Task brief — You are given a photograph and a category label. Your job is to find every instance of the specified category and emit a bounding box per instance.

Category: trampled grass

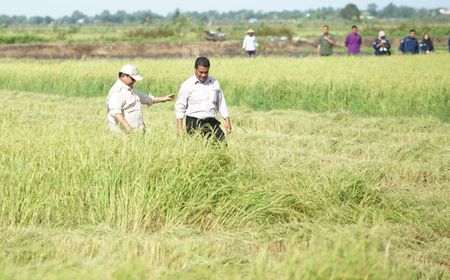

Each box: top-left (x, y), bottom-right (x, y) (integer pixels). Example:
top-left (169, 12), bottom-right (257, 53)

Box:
top-left (0, 82), bottom-right (449, 278)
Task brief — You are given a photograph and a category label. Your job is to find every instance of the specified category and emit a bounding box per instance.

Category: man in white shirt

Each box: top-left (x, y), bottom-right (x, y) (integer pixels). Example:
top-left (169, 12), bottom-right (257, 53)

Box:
top-left (242, 29), bottom-right (258, 57)
top-left (175, 57), bottom-right (232, 142)
top-left (106, 64), bottom-right (174, 133)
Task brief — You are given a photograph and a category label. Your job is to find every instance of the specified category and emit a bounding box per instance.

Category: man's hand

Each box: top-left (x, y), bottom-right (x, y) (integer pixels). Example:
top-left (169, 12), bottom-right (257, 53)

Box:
top-left (114, 114), bottom-right (133, 134)
top-left (155, 94), bottom-right (175, 103)
top-left (163, 94), bottom-right (176, 101)
top-left (224, 117), bottom-right (232, 134)
top-left (176, 118), bottom-right (184, 136)
top-left (324, 36), bottom-right (335, 45)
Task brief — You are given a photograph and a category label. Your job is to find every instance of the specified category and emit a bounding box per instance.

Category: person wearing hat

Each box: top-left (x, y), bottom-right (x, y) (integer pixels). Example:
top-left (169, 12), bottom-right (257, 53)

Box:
top-left (106, 64), bottom-right (175, 133)
top-left (372, 31), bottom-right (391, 56)
top-left (242, 29), bottom-right (258, 57)
top-left (175, 57), bottom-right (231, 142)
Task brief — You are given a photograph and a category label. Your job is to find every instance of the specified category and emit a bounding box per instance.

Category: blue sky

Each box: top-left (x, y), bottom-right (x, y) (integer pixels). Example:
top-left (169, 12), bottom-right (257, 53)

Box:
top-left (1, 0), bottom-right (447, 17)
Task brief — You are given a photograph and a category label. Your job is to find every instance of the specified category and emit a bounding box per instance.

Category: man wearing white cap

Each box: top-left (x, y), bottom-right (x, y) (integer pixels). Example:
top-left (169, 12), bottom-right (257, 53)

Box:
top-left (242, 29), bottom-right (258, 57)
top-left (106, 64), bottom-right (174, 133)
top-left (372, 31), bottom-right (391, 56)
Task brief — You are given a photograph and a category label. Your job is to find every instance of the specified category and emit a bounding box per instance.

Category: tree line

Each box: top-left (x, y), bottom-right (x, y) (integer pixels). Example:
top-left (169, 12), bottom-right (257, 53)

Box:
top-left (0, 3), bottom-right (448, 27)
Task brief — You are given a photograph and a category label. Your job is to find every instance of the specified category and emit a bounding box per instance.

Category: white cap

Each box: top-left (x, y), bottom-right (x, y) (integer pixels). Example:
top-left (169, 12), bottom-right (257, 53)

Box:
top-left (119, 64), bottom-right (143, 81)
top-left (378, 31), bottom-right (386, 38)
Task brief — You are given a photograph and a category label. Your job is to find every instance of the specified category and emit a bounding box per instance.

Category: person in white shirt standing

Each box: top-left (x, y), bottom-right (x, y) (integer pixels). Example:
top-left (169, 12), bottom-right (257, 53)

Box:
top-left (106, 64), bottom-right (174, 134)
top-left (242, 29), bottom-right (258, 58)
top-left (175, 57), bottom-right (232, 142)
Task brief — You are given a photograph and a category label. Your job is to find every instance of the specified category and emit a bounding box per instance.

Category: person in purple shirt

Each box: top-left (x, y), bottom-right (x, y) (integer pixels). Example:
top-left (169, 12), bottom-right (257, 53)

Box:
top-left (345, 25), bottom-right (362, 55)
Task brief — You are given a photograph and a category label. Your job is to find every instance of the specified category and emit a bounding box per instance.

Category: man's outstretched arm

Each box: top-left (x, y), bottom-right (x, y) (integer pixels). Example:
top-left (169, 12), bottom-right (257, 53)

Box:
top-left (153, 94), bottom-right (175, 103)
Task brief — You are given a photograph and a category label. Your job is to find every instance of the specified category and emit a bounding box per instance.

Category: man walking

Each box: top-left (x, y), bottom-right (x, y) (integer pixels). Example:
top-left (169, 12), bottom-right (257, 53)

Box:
top-left (242, 29), bottom-right (258, 57)
top-left (398, 29), bottom-right (419, 55)
top-left (175, 57), bottom-right (232, 142)
top-left (106, 64), bottom-right (174, 133)
top-left (317, 25), bottom-right (336, 57)
top-left (344, 25), bottom-right (362, 55)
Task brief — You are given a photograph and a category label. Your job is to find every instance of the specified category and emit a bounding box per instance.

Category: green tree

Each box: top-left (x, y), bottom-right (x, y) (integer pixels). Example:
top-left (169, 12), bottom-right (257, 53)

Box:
top-left (367, 3), bottom-right (378, 16)
top-left (71, 10), bottom-right (87, 24)
top-left (340, 3), bottom-right (361, 21)
top-left (137, 11), bottom-right (154, 25)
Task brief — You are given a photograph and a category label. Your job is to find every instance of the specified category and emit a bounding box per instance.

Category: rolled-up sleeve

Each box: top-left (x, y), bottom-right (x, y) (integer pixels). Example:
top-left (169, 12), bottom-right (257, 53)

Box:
top-left (215, 81), bottom-right (229, 119)
top-left (135, 90), bottom-right (154, 105)
top-left (108, 91), bottom-right (123, 117)
top-left (175, 85), bottom-right (189, 119)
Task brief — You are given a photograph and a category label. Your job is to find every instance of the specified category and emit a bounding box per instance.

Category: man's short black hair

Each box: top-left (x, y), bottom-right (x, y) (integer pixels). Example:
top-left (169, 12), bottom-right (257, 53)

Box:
top-left (323, 25), bottom-right (329, 29)
top-left (352, 25), bottom-right (357, 29)
top-left (195, 57), bottom-right (210, 68)
top-left (409, 29), bottom-right (416, 33)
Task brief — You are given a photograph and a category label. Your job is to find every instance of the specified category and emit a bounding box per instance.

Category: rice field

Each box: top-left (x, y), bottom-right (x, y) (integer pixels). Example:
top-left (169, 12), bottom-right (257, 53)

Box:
top-left (1, 55), bottom-right (449, 120)
top-left (0, 56), bottom-right (449, 279)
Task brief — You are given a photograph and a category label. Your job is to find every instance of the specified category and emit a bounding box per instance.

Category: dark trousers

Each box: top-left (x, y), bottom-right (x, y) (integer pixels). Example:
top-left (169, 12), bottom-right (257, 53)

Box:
top-left (186, 116), bottom-right (225, 142)
top-left (246, 50), bottom-right (256, 57)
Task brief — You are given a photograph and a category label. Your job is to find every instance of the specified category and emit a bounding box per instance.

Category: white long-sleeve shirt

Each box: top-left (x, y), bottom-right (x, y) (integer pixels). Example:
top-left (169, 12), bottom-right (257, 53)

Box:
top-left (175, 75), bottom-right (229, 120)
top-left (242, 35), bottom-right (257, 51)
top-left (106, 79), bottom-right (154, 132)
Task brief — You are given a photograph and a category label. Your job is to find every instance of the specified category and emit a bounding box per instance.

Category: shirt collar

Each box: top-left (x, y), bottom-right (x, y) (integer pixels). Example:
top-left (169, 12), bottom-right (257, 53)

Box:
top-left (117, 79), bottom-right (132, 91)
top-left (193, 75), bottom-right (212, 85)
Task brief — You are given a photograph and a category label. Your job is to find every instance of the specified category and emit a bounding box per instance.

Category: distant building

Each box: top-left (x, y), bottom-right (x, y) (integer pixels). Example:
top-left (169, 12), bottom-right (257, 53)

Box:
top-left (248, 18), bottom-right (258, 24)
top-left (360, 11), bottom-right (375, 20)
top-left (439, 8), bottom-right (450, 15)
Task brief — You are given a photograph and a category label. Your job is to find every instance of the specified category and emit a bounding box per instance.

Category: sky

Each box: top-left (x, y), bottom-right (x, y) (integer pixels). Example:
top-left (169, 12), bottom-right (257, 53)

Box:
top-left (1, 0), bottom-right (447, 17)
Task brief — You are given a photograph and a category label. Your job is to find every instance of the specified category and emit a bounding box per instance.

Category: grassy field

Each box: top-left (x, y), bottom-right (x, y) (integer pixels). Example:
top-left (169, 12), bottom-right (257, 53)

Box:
top-left (0, 20), bottom-right (449, 44)
top-left (0, 56), bottom-right (449, 279)
top-left (1, 55), bottom-right (449, 120)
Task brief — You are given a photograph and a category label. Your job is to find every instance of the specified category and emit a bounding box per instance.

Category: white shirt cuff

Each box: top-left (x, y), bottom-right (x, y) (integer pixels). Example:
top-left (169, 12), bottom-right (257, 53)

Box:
top-left (175, 112), bottom-right (185, 119)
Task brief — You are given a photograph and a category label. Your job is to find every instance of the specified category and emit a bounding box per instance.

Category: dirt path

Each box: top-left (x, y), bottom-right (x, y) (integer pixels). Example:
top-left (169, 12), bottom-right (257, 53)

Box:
top-left (0, 40), bottom-right (316, 59)
top-left (1, 38), bottom-right (448, 58)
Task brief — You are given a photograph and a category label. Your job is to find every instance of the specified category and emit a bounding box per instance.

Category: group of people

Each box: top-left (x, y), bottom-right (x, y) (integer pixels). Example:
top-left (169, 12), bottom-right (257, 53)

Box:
top-left (243, 25), bottom-right (447, 57)
top-left (318, 25), bottom-right (442, 56)
top-left (106, 57), bottom-right (231, 142)
top-left (107, 28), bottom-right (449, 138)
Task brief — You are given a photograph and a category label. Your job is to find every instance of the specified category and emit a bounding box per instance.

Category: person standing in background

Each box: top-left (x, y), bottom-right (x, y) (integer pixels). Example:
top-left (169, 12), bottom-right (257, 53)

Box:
top-left (448, 34), bottom-right (450, 52)
top-left (317, 25), bottom-right (336, 57)
top-left (242, 29), bottom-right (258, 58)
top-left (373, 31), bottom-right (391, 56)
top-left (344, 25), bottom-right (362, 55)
top-left (419, 33), bottom-right (434, 54)
top-left (398, 29), bottom-right (419, 55)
